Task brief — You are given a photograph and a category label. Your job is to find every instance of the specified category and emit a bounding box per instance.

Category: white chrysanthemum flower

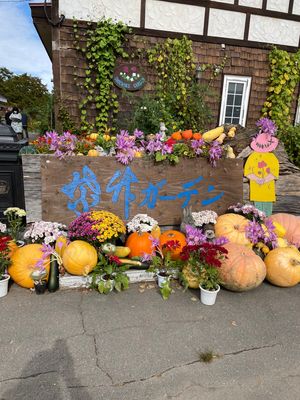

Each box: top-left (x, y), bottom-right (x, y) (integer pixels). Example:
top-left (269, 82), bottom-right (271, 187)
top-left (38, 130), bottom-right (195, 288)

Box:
top-left (192, 211), bottom-right (218, 226)
top-left (127, 214), bottom-right (158, 233)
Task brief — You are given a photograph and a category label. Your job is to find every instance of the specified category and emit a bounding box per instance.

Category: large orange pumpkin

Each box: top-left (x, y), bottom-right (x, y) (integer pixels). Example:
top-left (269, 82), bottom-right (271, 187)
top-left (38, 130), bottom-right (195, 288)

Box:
top-left (219, 243), bottom-right (266, 291)
top-left (9, 244), bottom-right (50, 289)
top-left (215, 214), bottom-right (251, 246)
top-left (125, 232), bottom-right (154, 258)
top-left (159, 230), bottom-right (186, 260)
top-left (269, 213), bottom-right (300, 246)
top-left (62, 240), bottom-right (98, 276)
top-left (264, 247), bottom-right (300, 287)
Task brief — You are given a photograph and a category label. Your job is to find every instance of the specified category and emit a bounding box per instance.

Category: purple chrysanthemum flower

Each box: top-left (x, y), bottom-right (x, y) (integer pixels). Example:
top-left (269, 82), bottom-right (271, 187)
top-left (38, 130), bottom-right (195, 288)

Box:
top-left (133, 129), bottom-right (144, 139)
top-left (212, 236), bottom-right (229, 246)
top-left (191, 139), bottom-right (205, 155)
top-left (186, 225), bottom-right (207, 245)
top-left (245, 220), bottom-right (265, 244)
top-left (256, 117), bottom-right (277, 136)
top-left (209, 141), bottom-right (223, 167)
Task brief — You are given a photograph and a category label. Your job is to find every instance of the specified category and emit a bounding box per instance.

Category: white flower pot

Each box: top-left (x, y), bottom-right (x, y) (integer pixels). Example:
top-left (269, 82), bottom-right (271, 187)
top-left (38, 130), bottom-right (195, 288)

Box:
top-left (0, 274), bottom-right (10, 298)
top-left (99, 274), bottom-right (115, 292)
top-left (157, 273), bottom-right (170, 288)
top-left (199, 284), bottom-right (220, 306)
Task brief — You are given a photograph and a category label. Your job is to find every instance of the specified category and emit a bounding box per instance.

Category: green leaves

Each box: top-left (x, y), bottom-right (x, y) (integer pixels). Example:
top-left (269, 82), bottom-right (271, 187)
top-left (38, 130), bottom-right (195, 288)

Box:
top-left (74, 18), bottom-right (130, 133)
top-left (160, 281), bottom-right (172, 300)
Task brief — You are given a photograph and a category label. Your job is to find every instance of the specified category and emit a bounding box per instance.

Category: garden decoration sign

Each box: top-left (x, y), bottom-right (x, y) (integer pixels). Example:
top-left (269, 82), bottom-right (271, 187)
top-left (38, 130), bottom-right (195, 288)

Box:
top-left (244, 119), bottom-right (279, 217)
top-left (113, 63), bottom-right (146, 91)
top-left (41, 157), bottom-right (243, 225)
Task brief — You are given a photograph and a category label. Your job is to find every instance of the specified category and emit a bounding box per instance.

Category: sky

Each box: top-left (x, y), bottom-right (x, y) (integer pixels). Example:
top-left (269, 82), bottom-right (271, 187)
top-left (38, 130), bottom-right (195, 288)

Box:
top-left (0, 0), bottom-right (52, 90)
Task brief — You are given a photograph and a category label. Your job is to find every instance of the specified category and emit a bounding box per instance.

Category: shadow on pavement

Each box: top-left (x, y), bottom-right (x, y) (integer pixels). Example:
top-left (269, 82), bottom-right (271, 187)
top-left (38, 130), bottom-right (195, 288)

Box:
top-left (2, 339), bottom-right (92, 400)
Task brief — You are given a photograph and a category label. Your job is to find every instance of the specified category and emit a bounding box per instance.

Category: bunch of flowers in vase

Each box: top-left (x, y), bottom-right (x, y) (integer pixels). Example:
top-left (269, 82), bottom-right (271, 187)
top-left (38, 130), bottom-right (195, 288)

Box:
top-left (3, 207), bottom-right (26, 242)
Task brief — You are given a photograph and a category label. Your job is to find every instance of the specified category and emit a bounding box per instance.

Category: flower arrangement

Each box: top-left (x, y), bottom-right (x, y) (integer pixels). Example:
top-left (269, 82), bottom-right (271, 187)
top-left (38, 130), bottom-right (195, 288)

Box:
top-left (3, 207), bottom-right (26, 241)
top-left (31, 243), bottom-right (63, 285)
top-left (127, 214), bottom-right (158, 233)
top-left (180, 243), bottom-right (228, 291)
top-left (245, 219), bottom-right (277, 249)
top-left (68, 210), bottom-right (126, 246)
top-left (185, 225), bottom-right (228, 246)
top-left (191, 210), bottom-right (218, 226)
top-left (227, 203), bottom-right (266, 223)
top-left (29, 127), bottom-right (230, 167)
top-left (256, 117), bottom-right (277, 136)
top-left (0, 236), bottom-right (12, 279)
top-left (144, 236), bottom-right (183, 299)
top-left (91, 253), bottom-right (129, 294)
top-left (24, 221), bottom-right (67, 244)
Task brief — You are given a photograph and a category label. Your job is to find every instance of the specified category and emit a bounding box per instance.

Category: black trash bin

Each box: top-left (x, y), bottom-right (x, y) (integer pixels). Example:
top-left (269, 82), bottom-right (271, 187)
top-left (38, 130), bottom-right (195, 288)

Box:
top-left (0, 124), bottom-right (28, 221)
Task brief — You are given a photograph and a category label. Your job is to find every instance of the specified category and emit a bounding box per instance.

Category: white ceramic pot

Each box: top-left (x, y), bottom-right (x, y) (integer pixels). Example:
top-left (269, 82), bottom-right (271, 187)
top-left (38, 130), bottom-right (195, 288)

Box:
top-left (99, 274), bottom-right (115, 292)
top-left (157, 273), bottom-right (170, 288)
top-left (0, 274), bottom-right (10, 298)
top-left (199, 284), bottom-right (220, 306)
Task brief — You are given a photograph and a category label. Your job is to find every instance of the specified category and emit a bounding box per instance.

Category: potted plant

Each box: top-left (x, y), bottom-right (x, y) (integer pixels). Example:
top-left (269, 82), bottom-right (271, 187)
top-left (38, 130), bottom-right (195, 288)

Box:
top-left (3, 207), bottom-right (26, 243)
top-left (180, 243), bottom-right (228, 305)
top-left (91, 252), bottom-right (129, 294)
top-left (0, 235), bottom-right (12, 297)
top-left (145, 237), bottom-right (183, 300)
top-left (30, 268), bottom-right (48, 294)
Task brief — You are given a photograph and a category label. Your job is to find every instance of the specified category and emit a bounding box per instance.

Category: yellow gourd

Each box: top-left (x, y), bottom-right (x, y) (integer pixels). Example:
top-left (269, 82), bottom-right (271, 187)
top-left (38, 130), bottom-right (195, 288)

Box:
top-left (202, 126), bottom-right (224, 142)
top-left (216, 133), bottom-right (226, 144)
top-left (225, 146), bottom-right (236, 158)
top-left (114, 246), bottom-right (131, 258)
top-left (227, 127), bottom-right (236, 138)
top-left (89, 133), bottom-right (99, 140)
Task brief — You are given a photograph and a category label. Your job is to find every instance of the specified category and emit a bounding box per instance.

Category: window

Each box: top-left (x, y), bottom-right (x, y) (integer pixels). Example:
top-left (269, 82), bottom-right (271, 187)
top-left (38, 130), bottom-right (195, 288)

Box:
top-left (295, 97), bottom-right (300, 125)
top-left (219, 75), bottom-right (251, 126)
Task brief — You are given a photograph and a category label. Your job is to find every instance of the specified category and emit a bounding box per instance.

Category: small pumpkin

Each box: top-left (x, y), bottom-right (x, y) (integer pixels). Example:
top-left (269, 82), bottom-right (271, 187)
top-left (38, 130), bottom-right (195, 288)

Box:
top-left (125, 232), bottom-right (154, 258)
top-left (269, 213), bottom-right (300, 246)
top-left (159, 230), bottom-right (186, 260)
top-left (171, 131), bottom-right (182, 141)
top-left (182, 263), bottom-right (199, 289)
top-left (9, 244), bottom-right (50, 289)
top-left (219, 243), bottom-right (266, 291)
top-left (62, 240), bottom-right (98, 276)
top-left (264, 247), bottom-right (300, 287)
top-left (192, 132), bottom-right (202, 140)
top-left (182, 130), bottom-right (193, 140)
top-left (87, 149), bottom-right (99, 157)
top-left (215, 214), bottom-right (251, 246)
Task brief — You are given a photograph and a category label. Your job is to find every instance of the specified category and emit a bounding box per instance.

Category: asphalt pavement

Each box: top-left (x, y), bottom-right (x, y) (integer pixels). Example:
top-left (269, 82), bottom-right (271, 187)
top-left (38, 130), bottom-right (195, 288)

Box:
top-left (1, 280), bottom-right (300, 400)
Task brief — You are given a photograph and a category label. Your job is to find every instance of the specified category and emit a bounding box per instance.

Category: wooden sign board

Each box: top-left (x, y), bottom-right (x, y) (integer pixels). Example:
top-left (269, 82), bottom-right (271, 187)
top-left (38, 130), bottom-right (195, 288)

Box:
top-left (113, 63), bottom-right (146, 91)
top-left (41, 156), bottom-right (243, 226)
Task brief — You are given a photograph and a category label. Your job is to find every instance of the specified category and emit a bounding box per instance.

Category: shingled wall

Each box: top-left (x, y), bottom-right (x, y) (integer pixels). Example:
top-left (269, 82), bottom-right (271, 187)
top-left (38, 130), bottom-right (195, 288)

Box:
top-left (55, 20), bottom-right (278, 130)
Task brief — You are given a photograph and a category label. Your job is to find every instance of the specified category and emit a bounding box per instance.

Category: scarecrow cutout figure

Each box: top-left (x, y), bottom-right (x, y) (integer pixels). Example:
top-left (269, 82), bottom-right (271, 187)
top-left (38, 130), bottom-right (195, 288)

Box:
top-left (244, 118), bottom-right (279, 217)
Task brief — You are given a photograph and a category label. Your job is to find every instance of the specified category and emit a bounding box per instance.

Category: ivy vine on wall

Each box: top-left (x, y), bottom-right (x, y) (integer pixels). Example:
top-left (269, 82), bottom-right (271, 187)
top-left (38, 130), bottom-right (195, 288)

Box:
top-left (73, 19), bottom-right (130, 133)
top-left (262, 47), bottom-right (300, 132)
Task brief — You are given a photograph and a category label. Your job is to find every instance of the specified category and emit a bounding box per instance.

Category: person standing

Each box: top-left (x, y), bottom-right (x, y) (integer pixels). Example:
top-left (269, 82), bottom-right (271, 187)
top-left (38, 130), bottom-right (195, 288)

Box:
top-left (5, 107), bottom-right (12, 125)
top-left (9, 107), bottom-right (23, 136)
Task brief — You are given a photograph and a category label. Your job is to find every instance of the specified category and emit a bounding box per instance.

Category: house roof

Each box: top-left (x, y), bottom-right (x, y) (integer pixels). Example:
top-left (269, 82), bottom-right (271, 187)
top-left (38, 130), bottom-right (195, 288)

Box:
top-left (30, 2), bottom-right (52, 60)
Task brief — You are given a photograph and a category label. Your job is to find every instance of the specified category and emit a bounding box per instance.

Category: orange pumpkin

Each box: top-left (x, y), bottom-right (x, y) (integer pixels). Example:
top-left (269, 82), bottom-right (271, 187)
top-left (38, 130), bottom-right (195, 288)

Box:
top-left (182, 130), bottom-right (193, 140)
top-left (9, 244), bottom-right (50, 289)
top-left (159, 230), bottom-right (186, 260)
top-left (269, 213), bottom-right (300, 246)
top-left (62, 240), bottom-right (98, 276)
top-left (171, 131), bottom-right (182, 141)
top-left (193, 132), bottom-right (202, 140)
top-left (219, 243), bottom-right (266, 291)
top-left (125, 232), bottom-right (154, 258)
top-left (87, 149), bottom-right (99, 157)
top-left (264, 247), bottom-right (300, 287)
top-left (215, 214), bottom-right (251, 246)
top-left (8, 240), bottom-right (18, 258)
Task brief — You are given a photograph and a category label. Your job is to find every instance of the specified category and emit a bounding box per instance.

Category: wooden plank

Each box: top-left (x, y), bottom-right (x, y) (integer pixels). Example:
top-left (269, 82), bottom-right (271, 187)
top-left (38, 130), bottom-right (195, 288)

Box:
top-left (21, 155), bottom-right (42, 222)
top-left (41, 156), bottom-right (243, 225)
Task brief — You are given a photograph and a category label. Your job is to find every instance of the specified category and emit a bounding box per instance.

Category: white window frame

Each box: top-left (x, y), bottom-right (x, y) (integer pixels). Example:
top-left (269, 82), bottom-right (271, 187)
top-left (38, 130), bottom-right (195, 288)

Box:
top-left (295, 97), bottom-right (300, 125)
top-left (219, 75), bottom-right (252, 127)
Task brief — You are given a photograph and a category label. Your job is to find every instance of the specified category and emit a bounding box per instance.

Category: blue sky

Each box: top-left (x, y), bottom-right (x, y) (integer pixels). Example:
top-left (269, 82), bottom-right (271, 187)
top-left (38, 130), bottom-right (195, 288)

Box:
top-left (0, 0), bottom-right (52, 90)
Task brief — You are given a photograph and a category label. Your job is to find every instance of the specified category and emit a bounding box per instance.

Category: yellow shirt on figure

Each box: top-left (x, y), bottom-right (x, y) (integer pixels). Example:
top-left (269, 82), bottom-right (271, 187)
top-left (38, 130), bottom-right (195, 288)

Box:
top-left (244, 152), bottom-right (279, 202)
